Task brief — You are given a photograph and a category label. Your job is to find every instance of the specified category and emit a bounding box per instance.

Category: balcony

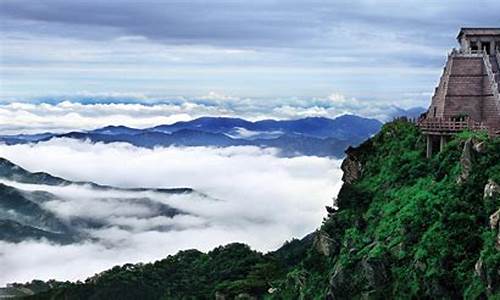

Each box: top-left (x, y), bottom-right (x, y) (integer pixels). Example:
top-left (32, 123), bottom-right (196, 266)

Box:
top-left (417, 116), bottom-right (489, 135)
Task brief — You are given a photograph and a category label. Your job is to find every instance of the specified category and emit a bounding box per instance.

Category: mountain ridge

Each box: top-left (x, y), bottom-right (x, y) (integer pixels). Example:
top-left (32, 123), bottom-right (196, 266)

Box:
top-left (0, 157), bottom-right (197, 245)
top-left (0, 115), bottom-right (383, 158)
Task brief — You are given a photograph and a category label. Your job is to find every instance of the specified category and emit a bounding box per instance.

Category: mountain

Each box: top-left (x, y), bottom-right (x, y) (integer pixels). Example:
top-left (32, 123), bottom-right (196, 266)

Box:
top-left (0, 219), bottom-right (75, 244)
top-left (0, 115), bottom-right (383, 158)
top-left (387, 106), bottom-right (426, 120)
top-left (20, 120), bottom-right (500, 299)
top-left (90, 125), bottom-right (145, 135)
top-left (0, 132), bottom-right (53, 145)
top-left (152, 117), bottom-right (254, 134)
top-left (151, 115), bottom-right (382, 140)
top-left (0, 157), bottom-right (195, 244)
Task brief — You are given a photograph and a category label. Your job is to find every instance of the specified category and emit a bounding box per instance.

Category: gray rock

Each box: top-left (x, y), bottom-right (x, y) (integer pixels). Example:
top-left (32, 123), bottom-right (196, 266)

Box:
top-left (235, 293), bottom-right (257, 300)
top-left (341, 153), bottom-right (362, 184)
top-left (489, 209), bottom-right (500, 251)
top-left (474, 257), bottom-right (486, 282)
top-left (474, 255), bottom-right (499, 294)
top-left (313, 231), bottom-right (336, 256)
top-left (215, 291), bottom-right (226, 300)
top-left (484, 180), bottom-right (500, 199)
top-left (457, 138), bottom-right (473, 184)
top-left (329, 255), bottom-right (390, 299)
top-left (490, 209), bottom-right (500, 230)
top-left (473, 140), bottom-right (486, 153)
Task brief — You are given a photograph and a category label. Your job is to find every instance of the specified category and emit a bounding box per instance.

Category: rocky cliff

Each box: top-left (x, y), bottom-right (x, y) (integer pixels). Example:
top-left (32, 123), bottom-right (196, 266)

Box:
top-left (275, 120), bottom-right (500, 299)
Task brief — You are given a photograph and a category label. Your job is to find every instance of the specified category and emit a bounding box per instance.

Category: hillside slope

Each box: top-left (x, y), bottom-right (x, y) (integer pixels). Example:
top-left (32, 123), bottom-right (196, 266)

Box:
top-left (17, 121), bottom-right (500, 299)
top-left (0, 158), bottom-right (194, 245)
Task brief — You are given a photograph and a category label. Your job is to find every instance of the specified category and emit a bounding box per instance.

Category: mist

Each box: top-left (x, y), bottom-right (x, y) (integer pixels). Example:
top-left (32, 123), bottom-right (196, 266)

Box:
top-left (0, 139), bottom-right (343, 285)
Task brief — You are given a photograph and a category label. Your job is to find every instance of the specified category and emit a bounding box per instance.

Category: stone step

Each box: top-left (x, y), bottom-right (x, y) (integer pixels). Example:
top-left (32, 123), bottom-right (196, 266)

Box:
top-left (451, 57), bottom-right (484, 75)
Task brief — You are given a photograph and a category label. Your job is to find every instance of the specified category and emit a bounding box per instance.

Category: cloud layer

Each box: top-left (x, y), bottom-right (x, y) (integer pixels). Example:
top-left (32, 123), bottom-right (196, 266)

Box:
top-left (3, 0), bottom-right (497, 102)
top-left (0, 139), bottom-right (342, 285)
top-left (0, 97), bottom-right (421, 134)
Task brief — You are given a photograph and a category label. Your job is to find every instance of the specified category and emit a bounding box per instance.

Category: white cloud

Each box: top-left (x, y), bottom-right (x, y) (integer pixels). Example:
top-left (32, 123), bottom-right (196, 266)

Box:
top-left (0, 97), bottom-right (422, 134)
top-left (0, 139), bottom-right (343, 285)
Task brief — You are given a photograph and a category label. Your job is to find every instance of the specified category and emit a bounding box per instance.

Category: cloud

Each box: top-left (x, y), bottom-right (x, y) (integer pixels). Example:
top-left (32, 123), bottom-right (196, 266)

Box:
top-left (0, 97), bottom-right (422, 134)
top-left (2, 0), bottom-right (498, 48)
top-left (0, 139), bottom-right (343, 285)
top-left (4, 0), bottom-right (496, 101)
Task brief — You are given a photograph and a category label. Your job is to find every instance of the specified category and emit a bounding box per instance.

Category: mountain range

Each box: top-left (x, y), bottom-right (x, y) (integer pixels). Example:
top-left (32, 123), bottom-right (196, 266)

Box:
top-left (0, 115), bottom-right (384, 158)
top-left (0, 157), bottom-right (195, 244)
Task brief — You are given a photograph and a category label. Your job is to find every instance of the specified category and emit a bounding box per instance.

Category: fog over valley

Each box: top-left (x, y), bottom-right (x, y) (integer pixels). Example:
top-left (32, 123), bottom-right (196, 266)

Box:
top-left (0, 139), bottom-right (342, 285)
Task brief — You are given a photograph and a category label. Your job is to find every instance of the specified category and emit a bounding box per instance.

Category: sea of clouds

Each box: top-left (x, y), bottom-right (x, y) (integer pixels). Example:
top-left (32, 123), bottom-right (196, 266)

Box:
top-left (0, 138), bottom-right (343, 285)
top-left (0, 94), bottom-right (424, 134)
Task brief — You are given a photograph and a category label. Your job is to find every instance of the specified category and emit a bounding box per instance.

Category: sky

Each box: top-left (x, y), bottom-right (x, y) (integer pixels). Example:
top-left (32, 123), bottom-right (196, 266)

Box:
top-left (1, 0), bottom-right (500, 114)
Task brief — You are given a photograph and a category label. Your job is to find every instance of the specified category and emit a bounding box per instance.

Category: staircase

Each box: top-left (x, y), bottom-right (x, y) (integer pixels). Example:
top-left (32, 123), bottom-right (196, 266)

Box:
top-left (483, 52), bottom-right (500, 136)
top-left (490, 55), bottom-right (500, 90)
top-left (483, 53), bottom-right (500, 101)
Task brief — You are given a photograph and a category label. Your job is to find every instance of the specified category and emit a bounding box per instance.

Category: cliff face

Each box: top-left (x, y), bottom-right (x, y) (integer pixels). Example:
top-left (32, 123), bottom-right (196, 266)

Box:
top-left (18, 121), bottom-right (500, 299)
top-left (274, 121), bottom-right (500, 299)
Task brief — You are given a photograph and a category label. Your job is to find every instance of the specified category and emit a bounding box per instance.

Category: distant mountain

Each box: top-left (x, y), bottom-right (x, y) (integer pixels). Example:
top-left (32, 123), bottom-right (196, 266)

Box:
top-left (0, 157), bottom-right (195, 244)
top-left (387, 106), bottom-right (426, 120)
top-left (90, 125), bottom-right (145, 135)
top-left (152, 117), bottom-right (254, 134)
top-left (152, 115), bottom-right (382, 141)
top-left (0, 115), bottom-right (383, 158)
top-left (0, 132), bottom-right (53, 145)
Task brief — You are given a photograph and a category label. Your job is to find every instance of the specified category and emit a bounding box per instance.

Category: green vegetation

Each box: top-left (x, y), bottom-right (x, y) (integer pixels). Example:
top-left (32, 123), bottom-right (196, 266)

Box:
top-left (20, 121), bottom-right (500, 299)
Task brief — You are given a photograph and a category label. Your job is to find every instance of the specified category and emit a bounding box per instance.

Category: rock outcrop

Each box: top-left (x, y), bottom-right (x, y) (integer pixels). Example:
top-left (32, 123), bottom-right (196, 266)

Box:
top-left (490, 207), bottom-right (500, 252)
top-left (474, 179), bottom-right (500, 295)
top-left (328, 255), bottom-right (390, 299)
top-left (341, 147), bottom-right (363, 184)
top-left (485, 180), bottom-right (500, 199)
top-left (473, 140), bottom-right (486, 153)
top-left (485, 180), bottom-right (500, 250)
top-left (313, 231), bottom-right (336, 257)
top-left (457, 138), bottom-right (473, 184)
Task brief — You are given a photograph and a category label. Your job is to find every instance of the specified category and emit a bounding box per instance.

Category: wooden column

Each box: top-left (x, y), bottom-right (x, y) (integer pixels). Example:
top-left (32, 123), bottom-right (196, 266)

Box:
top-left (426, 135), bottom-right (433, 158)
top-left (440, 135), bottom-right (447, 152)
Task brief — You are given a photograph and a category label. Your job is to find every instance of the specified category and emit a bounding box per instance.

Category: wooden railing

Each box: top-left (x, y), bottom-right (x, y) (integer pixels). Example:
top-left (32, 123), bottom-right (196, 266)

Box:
top-left (418, 117), bottom-right (488, 135)
top-left (451, 48), bottom-right (485, 57)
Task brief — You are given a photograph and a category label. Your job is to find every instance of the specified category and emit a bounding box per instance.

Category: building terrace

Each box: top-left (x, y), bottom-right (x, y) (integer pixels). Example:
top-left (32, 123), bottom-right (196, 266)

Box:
top-left (418, 27), bottom-right (500, 157)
